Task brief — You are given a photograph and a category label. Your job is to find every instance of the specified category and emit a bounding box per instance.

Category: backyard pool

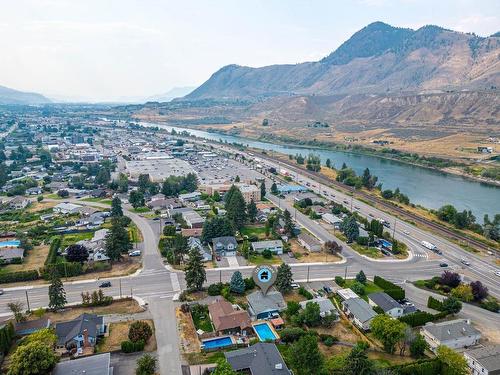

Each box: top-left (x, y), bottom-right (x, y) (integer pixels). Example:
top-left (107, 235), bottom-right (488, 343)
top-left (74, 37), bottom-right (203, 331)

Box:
top-left (0, 240), bottom-right (20, 248)
top-left (253, 322), bottom-right (279, 342)
top-left (201, 336), bottom-right (233, 350)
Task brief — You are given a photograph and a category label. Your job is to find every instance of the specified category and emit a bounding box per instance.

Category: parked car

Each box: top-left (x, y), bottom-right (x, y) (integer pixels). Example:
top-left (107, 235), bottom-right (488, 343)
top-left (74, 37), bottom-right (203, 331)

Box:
top-left (216, 256), bottom-right (221, 261)
top-left (494, 270), bottom-right (500, 277)
top-left (99, 281), bottom-right (111, 288)
top-left (291, 283), bottom-right (299, 289)
top-left (129, 250), bottom-right (141, 257)
top-left (439, 263), bottom-right (448, 267)
top-left (323, 286), bottom-right (332, 294)
top-left (288, 251), bottom-right (294, 258)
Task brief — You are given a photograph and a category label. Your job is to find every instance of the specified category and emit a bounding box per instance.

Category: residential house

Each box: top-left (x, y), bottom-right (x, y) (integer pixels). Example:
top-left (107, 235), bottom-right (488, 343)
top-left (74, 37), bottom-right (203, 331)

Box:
top-left (8, 196), bottom-right (31, 210)
top-left (147, 197), bottom-right (182, 210)
top-left (298, 232), bottom-right (322, 252)
top-left (15, 318), bottom-right (51, 336)
top-left (26, 186), bottom-right (43, 195)
top-left (322, 213), bottom-right (342, 228)
top-left (207, 299), bottom-right (253, 336)
top-left (368, 292), bottom-right (404, 318)
top-left (299, 298), bottom-right (338, 318)
top-left (0, 247), bottom-right (24, 263)
top-left (91, 189), bottom-right (107, 198)
top-left (182, 209), bottom-right (205, 228)
top-left (246, 290), bottom-right (286, 319)
top-left (251, 240), bottom-right (284, 255)
top-left (225, 342), bottom-right (292, 375)
top-left (212, 236), bottom-right (238, 256)
top-left (53, 202), bottom-right (82, 215)
top-left (179, 192), bottom-right (202, 202)
top-left (52, 352), bottom-right (113, 375)
top-left (55, 313), bottom-right (106, 352)
top-left (342, 297), bottom-right (377, 331)
top-left (337, 288), bottom-right (360, 301)
top-left (421, 319), bottom-right (481, 352)
top-left (310, 205), bottom-right (329, 216)
top-left (464, 345), bottom-right (500, 375)
top-left (188, 237), bottom-right (212, 262)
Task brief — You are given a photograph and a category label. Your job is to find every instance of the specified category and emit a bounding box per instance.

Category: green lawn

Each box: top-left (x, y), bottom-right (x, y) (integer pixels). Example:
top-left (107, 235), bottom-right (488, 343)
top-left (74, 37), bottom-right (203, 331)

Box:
top-left (241, 225), bottom-right (268, 239)
top-left (131, 206), bottom-right (151, 213)
top-left (61, 231), bottom-right (94, 247)
top-left (191, 306), bottom-right (213, 333)
top-left (248, 254), bottom-right (282, 265)
top-left (351, 243), bottom-right (384, 259)
top-left (81, 197), bottom-right (112, 205)
top-left (343, 279), bottom-right (383, 300)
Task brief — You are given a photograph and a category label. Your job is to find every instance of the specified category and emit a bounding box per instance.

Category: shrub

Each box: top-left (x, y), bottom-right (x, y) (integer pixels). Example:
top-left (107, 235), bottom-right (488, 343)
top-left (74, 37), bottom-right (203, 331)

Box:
top-left (351, 281), bottom-right (365, 295)
top-left (286, 301), bottom-right (301, 317)
top-left (355, 270), bottom-right (367, 284)
top-left (440, 271), bottom-right (461, 288)
top-left (373, 275), bottom-right (405, 300)
top-left (280, 327), bottom-right (306, 343)
top-left (0, 270), bottom-right (39, 284)
top-left (319, 334), bottom-right (338, 347)
top-left (44, 237), bottom-right (61, 265)
top-left (121, 339), bottom-right (145, 353)
top-left (244, 277), bottom-right (256, 290)
top-left (390, 358), bottom-right (442, 375)
top-left (451, 284), bottom-right (473, 302)
top-left (399, 311), bottom-right (443, 327)
top-left (334, 276), bottom-right (345, 286)
top-left (442, 296), bottom-right (462, 314)
top-left (262, 249), bottom-right (273, 259)
top-left (207, 282), bottom-right (225, 296)
top-left (298, 287), bottom-right (313, 300)
top-left (128, 321), bottom-right (153, 343)
top-left (427, 296), bottom-right (444, 311)
top-left (136, 353), bottom-right (156, 375)
top-left (480, 297), bottom-right (499, 313)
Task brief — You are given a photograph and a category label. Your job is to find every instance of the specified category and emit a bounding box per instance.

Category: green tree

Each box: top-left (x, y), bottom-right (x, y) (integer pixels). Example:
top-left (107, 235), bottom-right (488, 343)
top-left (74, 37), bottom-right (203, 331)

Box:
top-left (289, 334), bottom-right (324, 375)
top-left (370, 314), bottom-right (407, 354)
top-left (117, 173), bottom-right (129, 193)
top-left (163, 225), bottom-right (176, 236)
top-left (48, 273), bottom-right (66, 311)
top-left (7, 341), bottom-right (57, 375)
top-left (437, 345), bottom-right (469, 375)
top-left (342, 216), bottom-right (359, 242)
top-left (437, 204), bottom-right (458, 223)
top-left (451, 284), bottom-right (473, 302)
top-left (275, 263), bottom-right (293, 294)
top-left (283, 209), bottom-right (294, 237)
top-left (7, 301), bottom-right (25, 323)
top-left (271, 182), bottom-right (278, 195)
top-left (442, 296), bottom-right (462, 314)
top-left (234, 175), bottom-right (240, 182)
top-left (212, 358), bottom-right (237, 375)
top-left (326, 158), bottom-right (331, 168)
top-left (129, 190), bottom-right (145, 208)
top-left (409, 333), bottom-right (428, 358)
top-left (355, 270), bottom-right (367, 284)
top-left (201, 217), bottom-right (234, 243)
top-left (247, 200), bottom-right (257, 223)
top-left (185, 247), bottom-right (206, 291)
top-left (225, 186), bottom-right (246, 230)
top-left (105, 217), bottom-right (133, 261)
top-left (95, 167), bottom-right (110, 185)
top-left (230, 271), bottom-right (245, 294)
top-left (302, 302), bottom-right (322, 327)
top-left (136, 354), bottom-right (156, 375)
top-left (260, 181), bottom-right (266, 199)
top-left (341, 343), bottom-right (374, 375)
top-left (111, 196), bottom-right (123, 217)
top-left (0, 163), bottom-right (9, 188)
top-left (138, 174), bottom-right (152, 193)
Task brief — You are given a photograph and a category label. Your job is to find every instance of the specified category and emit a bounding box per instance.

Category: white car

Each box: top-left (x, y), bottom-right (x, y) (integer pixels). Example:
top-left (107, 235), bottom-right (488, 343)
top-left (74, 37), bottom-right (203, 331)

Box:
top-left (291, 283), bottom-right (299, 289)
top-left (0, 289), bottom-right (3, 295)
top-left (495, 270), bottom-right (500, 277)
top-left (128, 250), bottom-right (141, 257)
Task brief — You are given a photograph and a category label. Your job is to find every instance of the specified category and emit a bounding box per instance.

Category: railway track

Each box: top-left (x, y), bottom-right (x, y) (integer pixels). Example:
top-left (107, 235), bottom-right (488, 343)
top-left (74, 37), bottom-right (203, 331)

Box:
top-left (256, 151), bottom-right (498, 255)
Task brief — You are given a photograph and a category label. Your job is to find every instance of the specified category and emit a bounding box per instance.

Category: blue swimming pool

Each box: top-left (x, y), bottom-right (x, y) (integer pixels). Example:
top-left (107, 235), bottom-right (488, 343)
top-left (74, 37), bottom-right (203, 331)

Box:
top-left (253, 322), bottom-right (278, 341)
top-left (201, 336), bottom-right (233, 350)
top-left (0, 240), bottom-right (20, 248)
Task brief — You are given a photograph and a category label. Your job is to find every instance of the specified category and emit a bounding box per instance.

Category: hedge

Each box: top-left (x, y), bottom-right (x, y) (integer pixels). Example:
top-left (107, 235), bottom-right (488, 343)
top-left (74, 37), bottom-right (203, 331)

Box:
top-left (334, 276), bottom-right (345, 286)
top-left (0, 269), bottom-right (39, 284)
top-left (390, 358), bottom-right (441, 375)
top-left (373, 275), bottom-right (405, 300)
top-left (427, 296), bottom-right (444, 311)
top-left (45, 237), bottom-right (61, 265)
top-left (40, 262), bottom-right (83, 279)
top-left (0, 322), bottom-right (15, 354)
top-left (280, 327), bottom-right (307, 343)
top-left (121, 339), bottom-right (145, 353)
top-left (398, 311), bottom-right (447, 327)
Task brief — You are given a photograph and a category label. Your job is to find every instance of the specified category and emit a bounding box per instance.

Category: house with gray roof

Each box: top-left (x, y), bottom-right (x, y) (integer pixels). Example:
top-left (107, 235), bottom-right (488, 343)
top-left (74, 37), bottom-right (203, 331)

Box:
top-left (368, 292), bottom-right (404, 318)
top-left (251, 240), bottom-right (283, 255)
top-left (421, 319), bottom-right (481, 352)
top-left (465, 345), bottom-right (500, 375)
top-left (55, 313), bottom-right (105, 352)
top-left (0, 247), bottom-right (24, 264)
top-left (342, 297), bottom-right (377, 331)
top-left (299, 298), bottom-right (338, 318)
top-left (246, 290), bottom-right (286, 320)
top-left (225, 342), bottom-right (291, 375)
top-left (188, 237), bottom-right (212, 262)
top-left (297, 232), bottom-right (322, 252)
top-left (15, 317), bottom-right (51, 336)
top-left (52, 352), bottom-right (113, 375)
top-left (212, 236), bottom-right (238, 256)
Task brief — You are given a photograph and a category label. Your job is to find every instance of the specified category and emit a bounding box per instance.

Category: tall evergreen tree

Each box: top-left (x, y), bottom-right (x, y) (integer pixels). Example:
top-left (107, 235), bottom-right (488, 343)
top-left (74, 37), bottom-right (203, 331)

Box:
top-left (270, 182), bottom-right (278, 195)
top-left (111, 196), bottom-right (123, 217)
top-left (225, 186), bottom-right (246, 230)
top-left (290, 335), bottom-right (323, 375)
top-left (276, 263), bottom-right (293, 294)
top-left (260, 181), bottom-right (266, 199)
top-left (230, 271), bottom-right (245, 294)
top-left (95, 167), bottom-right (110, 185)
top-left (48, 273), bottom-right (66, 311)
top-left (129, 190), bottom-right (145, 208)
top-left (185, 248), bottom-right (206, 291)
top-left (200, 217), bottom-right (234, 243)
top-left (342, 216), bottom-right (359, 242)
top-left (283, 209), bottom-right (294, 237)
top-left (247, 200), bottom-right (257, 223)
top-left (105, 217), bottom-right (132, 261)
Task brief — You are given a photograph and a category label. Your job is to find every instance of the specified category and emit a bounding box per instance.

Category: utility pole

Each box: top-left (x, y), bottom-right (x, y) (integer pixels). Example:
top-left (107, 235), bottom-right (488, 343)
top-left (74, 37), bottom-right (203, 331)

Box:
top-left (25, 290), bottom-right (30, 312)
top-left (344, 266), bottom-right (347, 280)
top-left (350, 190), bottom-right (354, 212)
top-left (307, 266), bottom-right (310, 283)
top-left (119, 279), bottom-right (122, 298)
top-left (392, 218), bottom-right (397, 240)
top-left (219, 270), bottom-right (222, 284)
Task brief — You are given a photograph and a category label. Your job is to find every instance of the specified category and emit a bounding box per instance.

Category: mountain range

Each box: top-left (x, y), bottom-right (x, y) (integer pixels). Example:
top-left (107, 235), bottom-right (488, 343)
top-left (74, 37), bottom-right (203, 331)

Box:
top-left (0, 85), bottom-right (51, 105)
top-left (186, 22), bottom-right (500, 100)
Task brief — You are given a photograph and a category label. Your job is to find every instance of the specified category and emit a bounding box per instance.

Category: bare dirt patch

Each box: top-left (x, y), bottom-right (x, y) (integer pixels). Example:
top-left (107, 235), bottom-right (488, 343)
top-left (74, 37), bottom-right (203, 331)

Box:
top-left (4, 244), bottom-right (49, 273)
top-left (290, 239), bottom-right (341, 263)
top-left (177, 307), bottom-right (201, 354)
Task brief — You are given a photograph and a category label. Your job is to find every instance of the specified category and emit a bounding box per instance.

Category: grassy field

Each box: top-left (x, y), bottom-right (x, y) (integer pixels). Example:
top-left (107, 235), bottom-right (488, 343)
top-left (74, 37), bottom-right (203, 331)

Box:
top-left (191, 306), bottom-right (213, 333)
top-left (81, 197), bottom-right (112, 205)
top-left (248, 254), bottom-right (282, 265)
top-left (61, 231), bottom-right (94, 247)
top-left (241, 225), bottom-right (269, 239)
top-left (131, 206), bottom-right (151, 213)
top-left (97, 319), bottom-right (156, 353)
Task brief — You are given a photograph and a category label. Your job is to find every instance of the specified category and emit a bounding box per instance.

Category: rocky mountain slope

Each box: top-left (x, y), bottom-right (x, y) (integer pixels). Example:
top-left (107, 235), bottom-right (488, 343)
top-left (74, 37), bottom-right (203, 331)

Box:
top-left (0, 85), bottom-right (51, 105)
top-left (186, 22), bottom-right (500, 99)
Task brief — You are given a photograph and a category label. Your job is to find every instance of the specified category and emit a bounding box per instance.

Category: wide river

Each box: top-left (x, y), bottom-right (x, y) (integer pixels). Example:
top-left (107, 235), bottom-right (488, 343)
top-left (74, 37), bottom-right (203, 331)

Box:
top-left (141, 122), bottom-right (500, 221)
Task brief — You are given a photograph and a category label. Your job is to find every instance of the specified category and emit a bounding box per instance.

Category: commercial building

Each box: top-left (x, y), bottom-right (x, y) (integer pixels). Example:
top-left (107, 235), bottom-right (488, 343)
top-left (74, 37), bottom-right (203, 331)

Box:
top-left (238, 184), bottom-right (261, 204)
top-left (125, 158), bottom-right (195, 182)
top-left (298, 232), bottom-right (322, 252)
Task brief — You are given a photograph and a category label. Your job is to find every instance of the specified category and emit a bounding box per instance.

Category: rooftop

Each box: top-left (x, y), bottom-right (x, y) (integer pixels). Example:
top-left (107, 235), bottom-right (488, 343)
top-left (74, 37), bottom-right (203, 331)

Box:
top-left (368, 292), bottom-right (401, 312)
top-left (423, 319), bottom-right (481, 342)
top-left (225, 342), bottom-right (291, 375)
top-left (52, 353), bottom-right (112, 375)
top-left (465, 345), bottom-right (500, 372)
top-left (342, 297), bottom-right (377, 323)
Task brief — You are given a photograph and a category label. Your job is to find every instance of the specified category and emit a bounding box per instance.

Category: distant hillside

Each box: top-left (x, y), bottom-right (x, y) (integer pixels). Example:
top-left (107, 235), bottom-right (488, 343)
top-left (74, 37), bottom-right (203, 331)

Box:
top-left (0, 85), bottom-right (51, 105)
top-left (147, 86), bottom-right (195, 102)
top-left (186, 22), bottom-right (500, 99)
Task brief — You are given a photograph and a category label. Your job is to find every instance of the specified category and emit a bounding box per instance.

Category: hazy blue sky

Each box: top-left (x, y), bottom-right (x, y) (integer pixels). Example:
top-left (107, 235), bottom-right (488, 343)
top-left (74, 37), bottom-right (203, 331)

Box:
top-left (1, 0), bottom-right (498, 101)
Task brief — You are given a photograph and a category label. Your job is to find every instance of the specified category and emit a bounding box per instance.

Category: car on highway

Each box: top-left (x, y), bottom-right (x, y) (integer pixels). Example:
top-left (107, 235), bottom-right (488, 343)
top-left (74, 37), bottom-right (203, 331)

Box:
top-left (460, 259), bottom-right (471, 266)
top-left (354, 206), bottom-right (360, 210)
top-left (403, 230), bottom-right (410, 235)
top-left (128, 250), bottom-right (141, 257)
top-left (439, 263), bottom-right (448, 267)
top-left (495, 270), bottom-right (500, 277)
top-left (368, 213), bottom-right (374, 217)
top-left (0, 289), bottom-right (3, 295)
top-left (99, 281), bottom-right (111, 288)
